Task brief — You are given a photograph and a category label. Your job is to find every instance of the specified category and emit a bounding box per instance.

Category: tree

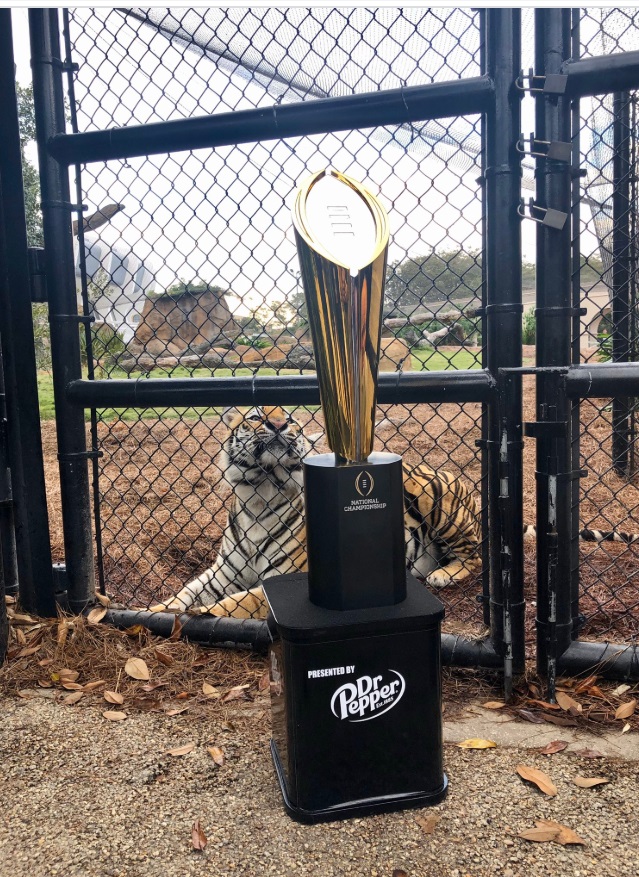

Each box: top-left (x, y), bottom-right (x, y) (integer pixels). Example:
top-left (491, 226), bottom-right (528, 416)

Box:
top-left (160, 279), bottom-right (228, 298)
top-left (384, 249), bottom-right (483, 316)
top-left (16, 84), bottom-right (43, 248)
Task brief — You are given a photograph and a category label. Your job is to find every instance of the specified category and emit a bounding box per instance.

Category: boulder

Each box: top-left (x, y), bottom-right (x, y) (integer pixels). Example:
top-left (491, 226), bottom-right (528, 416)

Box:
top-left (128, 289), bottom-right (242, 360)
top-left (379, 337), bottom-right (411, 371)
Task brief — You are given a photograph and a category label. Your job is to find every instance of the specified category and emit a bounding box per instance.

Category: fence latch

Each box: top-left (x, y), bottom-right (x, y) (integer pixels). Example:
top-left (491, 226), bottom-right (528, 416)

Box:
top-left (516, 69), bottom-right (568, 95)
top-left (517, 134), bottom-right (571, 163)
top-left (518, 199), bottom-right (568, 230)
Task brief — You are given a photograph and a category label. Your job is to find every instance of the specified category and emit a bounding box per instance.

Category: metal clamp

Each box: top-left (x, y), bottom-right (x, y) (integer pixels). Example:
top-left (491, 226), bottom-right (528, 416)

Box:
top-left (40, 200), bottom-right (87, 213)
top-left (517, 134), bottom-right (571, 163)
top-left (516, 69), bottom-right (568, 95)
top-left (518, 198), bottom-right (568, 230)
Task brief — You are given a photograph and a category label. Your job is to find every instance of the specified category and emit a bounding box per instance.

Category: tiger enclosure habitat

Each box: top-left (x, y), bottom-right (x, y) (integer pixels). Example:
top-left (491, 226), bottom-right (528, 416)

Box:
top-left (2, 8), bottom-right (639, 700)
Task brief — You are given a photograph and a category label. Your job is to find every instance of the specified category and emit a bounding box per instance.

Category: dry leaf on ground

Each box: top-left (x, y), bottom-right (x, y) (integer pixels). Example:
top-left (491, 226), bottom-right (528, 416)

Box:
top-left (83, 680), bottom-right (106, 692)
top-left (104, 690), bottom-right (124, 705)
top-left (102, 710), bottom-right (127, 721)
top-left (615, 699), bottom-right (637, 720)
top-left (62, 691), bottom-right (83, 705)
top-left (207, 746), bottom-right (224, 766)
top-left (573, 748), bottom-right (604, 758)
top-left (481, 701), bottom-right (505, 710)
top-left (517, 709), bottom-right (546, 724)
top-left (191, 820), bottom-right (207, 851)
top-left (518, 820), bottom-right (586, 846)
top-left (202, 682), bottom-right (221, 699)
top-left (573, 776), bottom-right (609, 788)
top-left (166, 742), bottom-right (196, 757)
top-left (154, 649), bottom-right (173, 667)
top-left (612, 683), bottom-right (631, 697)
top-left (87, 606), bottom-right (107, 625)
top-left (555, 691), bottom-right (582, 714)
top-left (457, 739), bottom-right (497, 749)
top-left (516, 765), bottom-right (557, 796)
top-left (58, 669), bottom-right (79, 684)
top-left (95, 592), bottom-right (111, 608)
top-left (258, 671), bottom-right (270, 692)
top-left (539, 740), bottom-right (569, 756)
top-left (124, 657), bottom-right (150, 681)
top-left (221, 685), bottom-right (250, 703)
top-left (622, 723), bottom-right (631, 734)
top-left (415, 813), bottom-right (440, 834)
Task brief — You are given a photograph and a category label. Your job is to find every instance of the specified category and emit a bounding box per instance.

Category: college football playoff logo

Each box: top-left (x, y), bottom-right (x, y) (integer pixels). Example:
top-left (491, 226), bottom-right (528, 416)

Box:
top-left (355, 470), bottom-right (374, 497)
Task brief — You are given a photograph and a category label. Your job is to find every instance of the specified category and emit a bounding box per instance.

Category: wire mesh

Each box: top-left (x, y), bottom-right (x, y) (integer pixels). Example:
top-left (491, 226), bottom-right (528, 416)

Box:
top-left (576, 8), bottom-right (639, 641)
top-left (65, 8), bottom-right (487, 628)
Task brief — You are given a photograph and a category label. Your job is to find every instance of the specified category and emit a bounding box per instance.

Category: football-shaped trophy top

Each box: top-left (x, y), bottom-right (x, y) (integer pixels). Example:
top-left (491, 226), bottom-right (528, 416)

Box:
top-left (292, 170), bottom-right (390, 463)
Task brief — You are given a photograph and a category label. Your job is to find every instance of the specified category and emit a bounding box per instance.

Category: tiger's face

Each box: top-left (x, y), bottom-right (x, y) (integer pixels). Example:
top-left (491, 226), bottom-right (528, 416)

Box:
top-left (222, 406), bottom-right (309, 476)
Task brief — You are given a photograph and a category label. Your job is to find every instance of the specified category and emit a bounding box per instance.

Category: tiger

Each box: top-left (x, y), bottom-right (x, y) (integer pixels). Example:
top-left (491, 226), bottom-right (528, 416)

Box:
top-left (154, 406), bottom-right (481, 619)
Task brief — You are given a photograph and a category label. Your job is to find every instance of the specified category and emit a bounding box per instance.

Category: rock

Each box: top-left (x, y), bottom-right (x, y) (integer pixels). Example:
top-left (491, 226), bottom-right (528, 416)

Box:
top-left (128, 288), bottom-right (242, 360)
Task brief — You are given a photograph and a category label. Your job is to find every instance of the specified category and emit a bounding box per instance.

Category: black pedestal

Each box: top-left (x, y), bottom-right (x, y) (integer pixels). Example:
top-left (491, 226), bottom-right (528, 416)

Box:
top-left (304, 451), bottom-right (405, 610)
top-left (264, 573), bottom-right (447, 823)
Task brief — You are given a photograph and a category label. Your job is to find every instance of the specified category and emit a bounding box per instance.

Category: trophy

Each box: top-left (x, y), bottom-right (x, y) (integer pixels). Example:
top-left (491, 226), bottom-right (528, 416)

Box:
top-left (262, 170), bottom-right (447, 823)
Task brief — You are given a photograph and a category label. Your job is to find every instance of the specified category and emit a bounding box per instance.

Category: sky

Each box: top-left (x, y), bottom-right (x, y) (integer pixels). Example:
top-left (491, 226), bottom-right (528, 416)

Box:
top-left (10, 6), bottom-right (615, 321)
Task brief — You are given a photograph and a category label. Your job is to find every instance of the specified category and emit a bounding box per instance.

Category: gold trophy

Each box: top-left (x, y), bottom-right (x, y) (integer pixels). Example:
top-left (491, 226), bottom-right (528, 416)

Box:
top-left (262, 170), bottom-right (448, 822)
top-left (292, 169), bottom-right (405, 609)
top-left (292, 169), bottom-right (390, 463)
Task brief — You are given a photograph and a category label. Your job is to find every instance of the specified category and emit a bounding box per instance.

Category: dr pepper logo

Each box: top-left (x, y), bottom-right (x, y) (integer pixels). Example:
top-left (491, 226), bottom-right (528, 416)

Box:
top-left (330, 671), bottom-right (405, 722)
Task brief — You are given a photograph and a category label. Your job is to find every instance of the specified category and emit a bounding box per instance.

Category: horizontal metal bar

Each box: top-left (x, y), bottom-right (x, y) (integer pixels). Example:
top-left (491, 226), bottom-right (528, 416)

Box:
top-left (103, 608), bottom-right (272, 651)
top-left (563, 50), bottom-right (639, 97)
top-left (66, 370), bottom-right (496, 409)
top-left (48, 75), bottom-right (494, 166)
top-left (565, 362), bottom-right (639, 398)
top-left (557, 640), bottom-right (639, 681)
top-left (440, 633), bottom-right (502, 669)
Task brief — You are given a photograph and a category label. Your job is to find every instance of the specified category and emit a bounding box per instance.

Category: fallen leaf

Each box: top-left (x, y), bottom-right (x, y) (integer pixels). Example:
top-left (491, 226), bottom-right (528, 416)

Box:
top-left (415, 813), bottom-right (440, 834)
top-left (154, 648), bottom-right (173, 667)
top-left (166, 707), bottom-right (190, 716)
top-left (61, 682), bottom-right (83, 690)
top-left (258, 671), bottom-right (270, 692)
top-left (622, 723), bottom-right (631, 734)
top-left (15, 645), bottom-right (41, 658)
top-left (516, 765), bottom-right (557, 796)
top-left (573, 776), bottom-right (609, 788)
top-left (536, 819), bottom-right (587, 846)
top-left (176, 691), bottom-right (189, 700)
top-left (87, 606), bottom-right (107, 625)
top-left (191, 820), bottom-right (207, 851)
top-left (104, 690), bottom-right (124, 705)
top-left (11, 612), bottom-right (38, 625)
top-left (612, 683), bottom-right (631, 697)
top-left (12, 628), bottom-right (27, 645)
top-left (124, 657), bottom-right (150, 681)
top-left (586, 685), bottom-right (606, 699)
top-left (166, 742), bottom-right (196, 757)
top-left (169, 615), bottom-right (183, 641)
top-left (62, 691), bottom-right (83, 705)
top-left (615, 699), bottom-right (637, 720)
top-left (38, 658), bottom-right (54, 666)
top-left (102, 710), bottom-right (127, 721)
top-left (518, 826), bottom-right (561, 843)
top-left (124, 624), bottom-right (145, 636)
top-left (539, 740), bottom-right (569, 756)
top-left (555, 691), bottom-right (582, 713)
top-left (518, 709), bottom-right (546, 724)
top-left (482, 701), bottom-right (506, 710)
top-left (38, 679), bottom-right (53, 688)
top-left (574, 675), bottom-right (598, 694)
top-left (58, 668), bottom-right (79, 684)
top-left (573, 748), bottom-right (604, 758)
top-left (221, 685), bottom-right (250, 703)
top-left (457, 739), bottom-right (497, 749)
top-left (95, 592), bottom-right (111, 608)
top-left (57, 621), bottom-right (69, 647)
top-left (221, 720), bottom-right (236, 732)
top-left (83, 680), bottom-right (106, 692)
top-left (142, 681), bottom-right (168, 692)
top-left (541, 713), bottom-right (578, 727)
top-left (202, 682), bottom-right (221, 699)
top-left (5, 594), bottom-right (16, 604)
top-left (207, 746), bottom-right (224, 766)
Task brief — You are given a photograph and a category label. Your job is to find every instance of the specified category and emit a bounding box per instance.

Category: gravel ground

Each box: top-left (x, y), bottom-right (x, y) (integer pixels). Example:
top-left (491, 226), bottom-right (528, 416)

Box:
top-left (1, 693), bottom-right (637, 877)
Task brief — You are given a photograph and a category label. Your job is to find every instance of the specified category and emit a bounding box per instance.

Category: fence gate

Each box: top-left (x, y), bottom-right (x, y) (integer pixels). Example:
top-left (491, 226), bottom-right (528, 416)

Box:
top-left (5, 8), bottom-right (639, 694)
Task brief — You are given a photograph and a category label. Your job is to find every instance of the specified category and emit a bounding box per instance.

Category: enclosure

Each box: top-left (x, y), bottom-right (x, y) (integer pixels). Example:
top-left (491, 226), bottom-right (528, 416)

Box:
top-left (1, 8), bottom-right (639, 696)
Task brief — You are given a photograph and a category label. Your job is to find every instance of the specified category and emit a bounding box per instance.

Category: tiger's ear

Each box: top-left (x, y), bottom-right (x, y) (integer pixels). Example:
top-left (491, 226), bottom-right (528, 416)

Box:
top-left (222, 407), bottom-right (244, 427)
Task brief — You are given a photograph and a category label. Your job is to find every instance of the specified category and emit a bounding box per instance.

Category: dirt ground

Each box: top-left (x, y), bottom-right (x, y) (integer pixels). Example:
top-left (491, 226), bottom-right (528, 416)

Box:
top-left (38, 377), bottom-right (639, 643)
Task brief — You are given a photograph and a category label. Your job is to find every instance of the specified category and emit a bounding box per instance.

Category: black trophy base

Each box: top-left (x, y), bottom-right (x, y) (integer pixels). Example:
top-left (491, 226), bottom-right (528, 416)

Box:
top-left (271, 739), bottom-right (448, 824)
top-left (264, 572), bottom-right (447, 824)
top-left (304, 451), bottom-right (406, 610)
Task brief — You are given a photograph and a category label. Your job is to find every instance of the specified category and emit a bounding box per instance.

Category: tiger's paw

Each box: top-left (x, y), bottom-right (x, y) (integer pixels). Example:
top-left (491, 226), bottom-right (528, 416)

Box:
top-left (425, 569), bottom-right (453, 589)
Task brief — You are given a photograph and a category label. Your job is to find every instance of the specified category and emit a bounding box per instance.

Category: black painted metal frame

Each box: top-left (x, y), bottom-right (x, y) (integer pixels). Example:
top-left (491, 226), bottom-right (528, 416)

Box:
top-left (12, 8), bottom-right (639, 688)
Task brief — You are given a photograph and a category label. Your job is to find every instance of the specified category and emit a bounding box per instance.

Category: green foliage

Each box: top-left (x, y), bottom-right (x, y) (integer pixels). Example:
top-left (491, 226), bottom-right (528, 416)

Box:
top-left (16, 84), bottom-right (43, 248)
top-left (32, 303), bottom-right (51, 371)
top-left (156, 279), bottom-right (228, 299)
top-left (79, 323), bottom-right (127, 368)
top-left (522, 307), bottom-right (536, 345)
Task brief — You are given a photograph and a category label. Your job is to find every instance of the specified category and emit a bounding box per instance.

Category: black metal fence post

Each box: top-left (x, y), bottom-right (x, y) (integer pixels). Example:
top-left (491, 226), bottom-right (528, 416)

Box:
top-left (29, 9), bottom-right (95, 612)
top-left (0, 10), bottom-right (55, 616)
top-left (611, 91), bottom-right (632, 476)
top-left (485, 8), bottom-right (525, 684)
top-left (533, 9), bottom-right (574, 694)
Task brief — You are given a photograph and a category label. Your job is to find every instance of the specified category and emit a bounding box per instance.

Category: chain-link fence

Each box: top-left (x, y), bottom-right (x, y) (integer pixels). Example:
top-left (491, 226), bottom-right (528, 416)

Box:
top-left (64, 8), bottom-right (488, 630)
top-left (574, 9), bottom-right (639, 642)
